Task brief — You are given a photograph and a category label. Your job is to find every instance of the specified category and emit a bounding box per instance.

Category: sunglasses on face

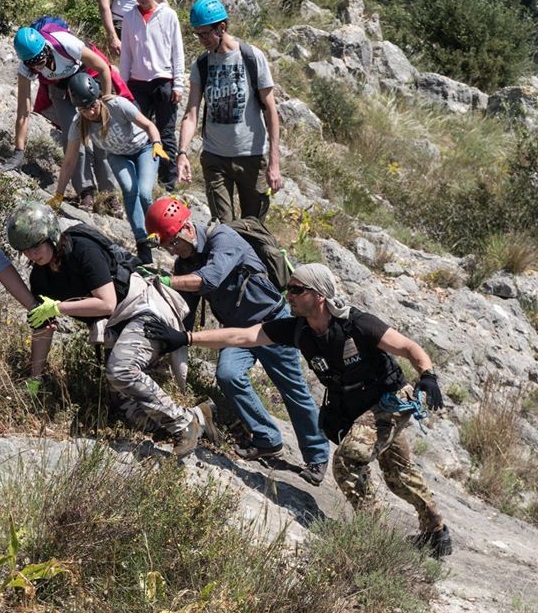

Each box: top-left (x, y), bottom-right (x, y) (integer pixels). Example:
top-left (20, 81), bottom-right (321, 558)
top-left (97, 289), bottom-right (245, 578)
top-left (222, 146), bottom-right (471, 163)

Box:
top-left (24, 49), bottom-right (48, 67)
top-left (192, 28), bottom-right (216, 40)
top-left (77, 100), bottom-right (99, 112)
top-left (286, 284), bottom-right (314, 295)
top-left (163, 235), bottom-right (183, 252)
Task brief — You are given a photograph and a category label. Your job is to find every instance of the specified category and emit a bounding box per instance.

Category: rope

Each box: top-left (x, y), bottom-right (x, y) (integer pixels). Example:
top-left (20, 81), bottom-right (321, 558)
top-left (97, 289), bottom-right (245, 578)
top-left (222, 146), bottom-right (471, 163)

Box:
top-left (379, 390), bottom-right (429, 434)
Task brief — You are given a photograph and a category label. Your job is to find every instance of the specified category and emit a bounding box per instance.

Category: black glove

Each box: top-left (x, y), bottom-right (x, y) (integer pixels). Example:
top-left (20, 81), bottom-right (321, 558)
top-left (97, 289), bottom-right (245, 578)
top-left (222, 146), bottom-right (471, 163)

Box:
top-left (414, 371), bottom-right (443, 410)
top-left (143, 319), bottom-right (188, 353)
top-left (0, 148), bottom-right (24, 172)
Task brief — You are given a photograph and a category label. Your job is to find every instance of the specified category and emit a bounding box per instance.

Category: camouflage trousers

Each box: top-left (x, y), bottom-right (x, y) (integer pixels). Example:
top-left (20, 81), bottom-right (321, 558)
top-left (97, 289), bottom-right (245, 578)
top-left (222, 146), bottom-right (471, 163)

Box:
top-left (332, 385), bottom-right (444, 532)
top-left (105, 316), bottom-right (195, 436)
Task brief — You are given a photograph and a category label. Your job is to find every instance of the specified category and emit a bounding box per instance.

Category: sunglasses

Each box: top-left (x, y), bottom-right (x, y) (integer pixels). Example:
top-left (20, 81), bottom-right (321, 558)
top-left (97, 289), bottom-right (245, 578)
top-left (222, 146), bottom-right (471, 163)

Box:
top-left (162, 235), bottom-right (183, 252)
top-left (24, 49), bottom-right (48, 67)
top-left (192, 28), bottom-right (216, 40)
top-left (286, 284), bottom-right (314, 295)
top-left (77, 100), bottom-right (100, 112)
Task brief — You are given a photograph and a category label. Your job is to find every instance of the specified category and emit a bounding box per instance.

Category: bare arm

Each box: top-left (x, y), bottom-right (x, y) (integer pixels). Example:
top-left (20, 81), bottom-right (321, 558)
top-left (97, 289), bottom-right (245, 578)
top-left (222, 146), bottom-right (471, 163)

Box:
top-left (0, 265), bottom-right (36, 309)
top-left (15, 74), bottom-right (32, 150)
top-left (177, 82), bottom-right (203, 183)
top-left (259, 87), bottom-right (282, 193)
top-left (168, 274), bottom-right (204, 292)
top-left (133, 112), bottom-right (161, 144)
top-left (191, 323), bottom-right (273, 349)
top-left (55, 137), bottom-right (81, 196)
top-left (81, 47), bottom-right (112, 96)
top-left (98, 0), bottom-right (122, 56)
top-left (377, 328), bottom-right (433, 375)
top-left (56, 282), bottom-right (117, 318)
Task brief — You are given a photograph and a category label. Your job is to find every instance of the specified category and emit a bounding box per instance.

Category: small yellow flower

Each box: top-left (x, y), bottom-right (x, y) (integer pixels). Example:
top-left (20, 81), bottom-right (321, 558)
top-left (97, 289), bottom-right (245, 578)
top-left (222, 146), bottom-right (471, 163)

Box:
top-left (387, 160), bottom-right (401, 174)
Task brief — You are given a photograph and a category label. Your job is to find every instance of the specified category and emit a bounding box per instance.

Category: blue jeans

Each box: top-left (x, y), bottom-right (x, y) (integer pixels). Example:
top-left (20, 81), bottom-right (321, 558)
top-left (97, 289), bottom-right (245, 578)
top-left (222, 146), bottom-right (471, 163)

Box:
top-left (216, 309), bottom-right (329, 465)
top-left (108, 144), bottom-right (158, 243)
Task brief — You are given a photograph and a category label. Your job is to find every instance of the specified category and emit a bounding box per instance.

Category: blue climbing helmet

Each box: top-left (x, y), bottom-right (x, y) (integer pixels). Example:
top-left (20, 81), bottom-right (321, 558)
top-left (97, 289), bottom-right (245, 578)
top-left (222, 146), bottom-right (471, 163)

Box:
top-left (14, 27), bottom-right (46, 61)
top-left (190, 0), bottom-right (228, 28)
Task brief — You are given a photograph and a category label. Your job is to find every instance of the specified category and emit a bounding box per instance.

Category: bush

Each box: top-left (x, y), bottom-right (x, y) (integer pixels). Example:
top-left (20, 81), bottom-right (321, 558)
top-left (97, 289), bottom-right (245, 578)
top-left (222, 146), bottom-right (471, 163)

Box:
top-left (371, 0), bottom-right (536, 92)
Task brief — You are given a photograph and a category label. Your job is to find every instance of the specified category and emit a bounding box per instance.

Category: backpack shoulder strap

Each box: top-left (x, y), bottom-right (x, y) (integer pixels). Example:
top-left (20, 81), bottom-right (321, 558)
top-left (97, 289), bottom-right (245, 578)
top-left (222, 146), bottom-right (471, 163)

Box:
top-left (239, 41), bottom-right (266, 111)
top-left (38, 25), bottom-right (74, 61)
top-left (293, 316), bottom-right (306, 348)
top-left (197, 50), bottom-right (210, 91)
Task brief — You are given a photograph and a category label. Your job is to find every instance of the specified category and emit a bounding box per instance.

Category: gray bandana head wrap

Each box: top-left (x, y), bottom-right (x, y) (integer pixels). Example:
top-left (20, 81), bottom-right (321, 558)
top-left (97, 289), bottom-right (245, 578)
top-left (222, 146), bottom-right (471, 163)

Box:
top-left (291, 263), bottom-right (351, 318)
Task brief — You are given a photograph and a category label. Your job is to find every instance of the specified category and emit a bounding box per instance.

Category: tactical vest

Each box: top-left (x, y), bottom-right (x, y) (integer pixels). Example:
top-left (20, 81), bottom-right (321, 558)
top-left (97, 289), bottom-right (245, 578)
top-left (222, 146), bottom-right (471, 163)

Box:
top-left (295, 308), bottom-right (406, 417)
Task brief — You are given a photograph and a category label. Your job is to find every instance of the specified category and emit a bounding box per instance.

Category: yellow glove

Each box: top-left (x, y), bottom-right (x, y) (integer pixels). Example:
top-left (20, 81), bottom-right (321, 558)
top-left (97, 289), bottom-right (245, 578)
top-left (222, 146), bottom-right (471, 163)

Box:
top-left (152, 142), bottom-right (170, 161)
top-left (47, 193), bottom-right (64, 210)
top-left (28, 296), bottom-right (61, 329)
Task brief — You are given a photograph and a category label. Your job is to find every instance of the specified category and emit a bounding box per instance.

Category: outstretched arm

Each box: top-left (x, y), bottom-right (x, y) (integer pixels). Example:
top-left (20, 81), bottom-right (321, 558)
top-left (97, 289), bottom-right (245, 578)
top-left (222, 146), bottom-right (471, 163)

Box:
top-left (191, 323), bottom-right (273, 349)
top-left (0, 264), bottom-right (36, 309)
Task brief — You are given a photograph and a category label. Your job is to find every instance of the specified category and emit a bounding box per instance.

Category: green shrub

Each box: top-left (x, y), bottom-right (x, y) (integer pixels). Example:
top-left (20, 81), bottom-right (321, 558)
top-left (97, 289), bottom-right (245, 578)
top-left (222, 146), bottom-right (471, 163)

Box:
top-left (371, 0), bottom-right (536, 92)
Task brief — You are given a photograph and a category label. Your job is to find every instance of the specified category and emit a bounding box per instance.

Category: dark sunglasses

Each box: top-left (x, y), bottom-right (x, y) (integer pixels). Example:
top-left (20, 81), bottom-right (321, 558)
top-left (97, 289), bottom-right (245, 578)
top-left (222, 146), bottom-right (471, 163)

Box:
top-left (286, 284), bottom-right (313, 295)
top-left (23, 48), bottom-right (49, 67)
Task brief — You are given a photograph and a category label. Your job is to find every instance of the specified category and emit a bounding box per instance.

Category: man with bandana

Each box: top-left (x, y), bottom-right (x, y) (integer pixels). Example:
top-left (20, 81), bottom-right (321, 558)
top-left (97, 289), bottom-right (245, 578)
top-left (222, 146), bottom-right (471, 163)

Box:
top-left (144, 262), bottom-right (453, 558)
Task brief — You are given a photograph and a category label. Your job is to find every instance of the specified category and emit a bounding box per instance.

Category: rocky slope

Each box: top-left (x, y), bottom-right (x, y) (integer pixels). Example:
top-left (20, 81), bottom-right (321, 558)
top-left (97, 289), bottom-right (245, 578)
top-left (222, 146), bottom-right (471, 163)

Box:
top-left (1, 2), bottom-right (538, 609)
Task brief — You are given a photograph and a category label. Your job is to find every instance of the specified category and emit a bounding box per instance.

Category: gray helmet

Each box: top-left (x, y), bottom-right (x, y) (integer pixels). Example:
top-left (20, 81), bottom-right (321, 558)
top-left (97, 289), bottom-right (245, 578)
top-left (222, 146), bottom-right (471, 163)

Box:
top-left (7, 201), bottom-right (61, 251)
top-left (68, 72), bottom-right (100, 108)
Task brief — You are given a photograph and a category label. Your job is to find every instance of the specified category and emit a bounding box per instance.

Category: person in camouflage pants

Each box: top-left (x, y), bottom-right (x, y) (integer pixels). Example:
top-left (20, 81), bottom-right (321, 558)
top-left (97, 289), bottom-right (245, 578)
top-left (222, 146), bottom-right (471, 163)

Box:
top-left (153, 263), bottom-right (454, 558)
top-left (332, 385), bottom-right (444, 533)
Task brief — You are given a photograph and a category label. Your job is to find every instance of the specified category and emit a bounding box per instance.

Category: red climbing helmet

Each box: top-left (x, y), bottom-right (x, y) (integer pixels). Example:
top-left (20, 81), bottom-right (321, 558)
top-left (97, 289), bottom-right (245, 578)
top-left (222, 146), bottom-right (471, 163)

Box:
top-left (145, 196), bottom-right (192, 245)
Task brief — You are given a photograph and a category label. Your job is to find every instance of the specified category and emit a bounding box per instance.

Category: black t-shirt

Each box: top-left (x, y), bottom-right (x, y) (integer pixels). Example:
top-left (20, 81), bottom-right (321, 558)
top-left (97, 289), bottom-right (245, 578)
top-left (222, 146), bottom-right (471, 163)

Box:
top-left (30, 235), bottom-right (116, 325)
top-left (263, 312), bottom-right (389, 347)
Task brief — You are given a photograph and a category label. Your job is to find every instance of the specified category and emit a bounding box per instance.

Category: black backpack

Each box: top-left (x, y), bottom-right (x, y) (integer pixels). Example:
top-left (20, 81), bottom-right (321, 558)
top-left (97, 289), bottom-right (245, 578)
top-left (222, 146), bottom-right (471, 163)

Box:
top-left (65, 223), bottom-right (141, 295)
top-left (197, 41), bottom-right (266, 133)
top-left (206, 217), bottom-right (292, 293)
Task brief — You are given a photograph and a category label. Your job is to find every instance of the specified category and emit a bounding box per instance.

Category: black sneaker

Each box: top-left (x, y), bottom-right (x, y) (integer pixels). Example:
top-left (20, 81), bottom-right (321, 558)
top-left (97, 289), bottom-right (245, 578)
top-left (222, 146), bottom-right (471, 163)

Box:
top-left (136, 240), bottom-right (153, 265)
top-left (409, 524), bottom-right (453, 559)
top-left (299, 461), bottom-right (328, 486)
top-left (234, 442), bottom-right (283, 460)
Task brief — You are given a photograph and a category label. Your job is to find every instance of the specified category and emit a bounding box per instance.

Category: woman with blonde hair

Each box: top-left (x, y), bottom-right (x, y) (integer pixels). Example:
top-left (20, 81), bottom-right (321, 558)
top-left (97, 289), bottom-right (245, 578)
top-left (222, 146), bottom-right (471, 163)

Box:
top-left (49, 72), bottom-right (169, 264)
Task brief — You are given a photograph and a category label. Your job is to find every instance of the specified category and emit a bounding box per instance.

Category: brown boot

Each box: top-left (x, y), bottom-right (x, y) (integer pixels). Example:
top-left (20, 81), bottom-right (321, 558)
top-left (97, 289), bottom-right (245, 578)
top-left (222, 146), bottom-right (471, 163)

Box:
top-left (108, 195), bottom-right (124, 219)
top-left (196, 399), bottom-right (222, 445)
top-left (172, 416), bottom-right (201, 459)
top-left (78, 189), bottom-right (95, 213)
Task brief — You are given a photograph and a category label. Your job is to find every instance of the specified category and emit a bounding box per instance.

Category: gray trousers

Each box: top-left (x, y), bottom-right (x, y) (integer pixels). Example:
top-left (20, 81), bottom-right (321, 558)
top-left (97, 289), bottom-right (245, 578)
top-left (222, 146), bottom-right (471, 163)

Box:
top-left (105, 317), bottom-right (194, 435)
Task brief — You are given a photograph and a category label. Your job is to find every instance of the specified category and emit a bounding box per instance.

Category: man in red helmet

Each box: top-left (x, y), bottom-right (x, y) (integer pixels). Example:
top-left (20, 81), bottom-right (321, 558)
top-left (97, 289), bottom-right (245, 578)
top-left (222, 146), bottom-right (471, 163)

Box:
top-left (144, 197), bottom-right (330, 485)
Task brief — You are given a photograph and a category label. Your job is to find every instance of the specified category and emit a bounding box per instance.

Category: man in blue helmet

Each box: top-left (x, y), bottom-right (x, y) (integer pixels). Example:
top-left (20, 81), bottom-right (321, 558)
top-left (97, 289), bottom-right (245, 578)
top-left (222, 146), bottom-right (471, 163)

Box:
top-left (176, 0), bottom-right (282, 223)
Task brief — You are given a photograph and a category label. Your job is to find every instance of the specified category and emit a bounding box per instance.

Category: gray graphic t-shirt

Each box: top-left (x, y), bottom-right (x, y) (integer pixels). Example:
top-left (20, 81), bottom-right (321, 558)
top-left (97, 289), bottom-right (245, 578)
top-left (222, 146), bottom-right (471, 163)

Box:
top-left (190, 43), bottom-right (273, 157)
top-left (68, 96), bottom-right (148, 155)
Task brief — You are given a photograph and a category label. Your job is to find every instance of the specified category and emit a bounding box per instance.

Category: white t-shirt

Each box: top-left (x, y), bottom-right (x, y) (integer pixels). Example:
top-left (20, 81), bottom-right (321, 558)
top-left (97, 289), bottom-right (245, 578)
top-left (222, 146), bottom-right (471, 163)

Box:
top-left (68, 96), bottom-right (148, 155)
top-left (18, 31), bottom-right (84, 81)
top-left (110, 0), bottom-right (138, 24)
top-left (190, 43), bottom-right (273, 157)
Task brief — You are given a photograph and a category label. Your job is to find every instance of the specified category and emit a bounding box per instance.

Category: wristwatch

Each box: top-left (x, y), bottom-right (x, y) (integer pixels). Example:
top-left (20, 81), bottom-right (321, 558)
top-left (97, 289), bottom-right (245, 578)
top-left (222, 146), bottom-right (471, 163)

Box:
top-left (178, 150), bottom-right (188, 157)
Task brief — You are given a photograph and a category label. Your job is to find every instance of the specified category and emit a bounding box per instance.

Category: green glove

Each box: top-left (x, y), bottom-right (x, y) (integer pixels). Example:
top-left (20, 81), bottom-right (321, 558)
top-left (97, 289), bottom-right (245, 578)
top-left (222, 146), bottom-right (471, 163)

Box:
top-left (28, 296), bottom-right (61, 329)
top-left (159, 275), bottom-right (172, 287)
top-left (26, 377), bottom-right (42, 398)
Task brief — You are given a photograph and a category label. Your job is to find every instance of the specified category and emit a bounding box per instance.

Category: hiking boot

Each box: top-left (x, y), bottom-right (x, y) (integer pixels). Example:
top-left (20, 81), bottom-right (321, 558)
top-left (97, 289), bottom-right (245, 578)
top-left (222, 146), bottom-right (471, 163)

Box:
top-left (299, 461), bottom-right (328, 486)
top-left (136, 240), bottom-right (153, 265)
top-left (108, 195), bottom-right (124, 219)
top-left (196, 399), bottom-right (222, 446)
top-left (172, 417), bottom-right (201, 459)
top-left (409, 524), bottom-right (453, 559)
top-left (233, 442), bottom-right (283, 460)
top-left (78, 188), bottom-right (95, 213)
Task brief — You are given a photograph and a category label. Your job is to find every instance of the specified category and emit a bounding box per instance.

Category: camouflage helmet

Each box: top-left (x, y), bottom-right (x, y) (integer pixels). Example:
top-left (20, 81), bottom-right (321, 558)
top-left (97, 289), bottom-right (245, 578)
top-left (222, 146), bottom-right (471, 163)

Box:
top-left (7, 201), bottom-right (61, 251)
